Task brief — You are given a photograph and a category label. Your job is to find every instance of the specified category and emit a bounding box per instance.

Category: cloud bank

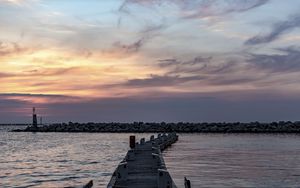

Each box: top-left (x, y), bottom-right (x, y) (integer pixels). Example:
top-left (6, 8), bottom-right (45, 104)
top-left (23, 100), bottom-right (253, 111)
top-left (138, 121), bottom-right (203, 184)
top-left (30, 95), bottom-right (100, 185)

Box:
top-left (245, 14), bottom-right (300, 45)
top-left (0, 0), bottom-right (300, 122)
top-left (120, 0), bottom-right (269, 19)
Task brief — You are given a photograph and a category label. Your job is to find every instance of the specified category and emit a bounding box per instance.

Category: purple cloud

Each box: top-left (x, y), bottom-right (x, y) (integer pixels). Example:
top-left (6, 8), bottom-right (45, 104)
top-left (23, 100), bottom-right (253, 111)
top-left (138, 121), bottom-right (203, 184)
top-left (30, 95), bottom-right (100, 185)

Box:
top-left (245, 14), bottom-right (300, 45)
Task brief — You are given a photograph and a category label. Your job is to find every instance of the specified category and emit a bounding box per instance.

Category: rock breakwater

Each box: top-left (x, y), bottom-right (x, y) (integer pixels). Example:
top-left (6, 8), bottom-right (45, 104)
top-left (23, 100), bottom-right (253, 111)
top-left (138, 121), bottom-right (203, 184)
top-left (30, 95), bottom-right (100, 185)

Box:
top-left (13, 121), bottom-right (300, 133)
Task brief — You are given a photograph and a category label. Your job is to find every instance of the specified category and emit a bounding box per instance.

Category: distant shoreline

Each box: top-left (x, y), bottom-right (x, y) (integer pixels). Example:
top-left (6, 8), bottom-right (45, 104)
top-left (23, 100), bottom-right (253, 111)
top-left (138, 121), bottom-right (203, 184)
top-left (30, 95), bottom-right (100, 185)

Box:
top-left (0, 124), bottom-right (31, 126)
top-left (11, 121), bottom-right (300, 133)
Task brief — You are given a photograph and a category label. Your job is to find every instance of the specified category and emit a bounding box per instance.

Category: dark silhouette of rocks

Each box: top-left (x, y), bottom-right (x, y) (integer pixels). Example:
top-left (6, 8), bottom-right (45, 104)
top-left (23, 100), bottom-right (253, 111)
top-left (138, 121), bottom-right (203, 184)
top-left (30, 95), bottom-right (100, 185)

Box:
top-left (14, 121), bottom-right (300, 133)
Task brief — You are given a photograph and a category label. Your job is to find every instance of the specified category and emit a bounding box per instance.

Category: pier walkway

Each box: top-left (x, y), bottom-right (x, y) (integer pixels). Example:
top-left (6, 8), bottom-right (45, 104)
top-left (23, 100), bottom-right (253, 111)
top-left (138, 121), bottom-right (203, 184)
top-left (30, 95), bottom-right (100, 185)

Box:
top-left (107, 133), bottom-right (179, 188)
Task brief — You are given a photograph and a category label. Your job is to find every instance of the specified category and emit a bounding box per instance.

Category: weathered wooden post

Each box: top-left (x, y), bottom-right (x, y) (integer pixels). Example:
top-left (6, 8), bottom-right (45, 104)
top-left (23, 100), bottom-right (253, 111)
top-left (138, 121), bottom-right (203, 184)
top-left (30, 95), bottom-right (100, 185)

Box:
top-left (150, 135), bottom-right (155, 141)
top-left (126, 149), bottom-right (135, 161)
top-left (158, 169), bottom-right (174, 188)
top-left (83, 180), bottom-right (93, 188)
top-left (152, 153), bottom-right (161, 168)
top-left (129, 135), bottom-right (135, 149)
top-left (152, 147), bottom-right (159, 154)
top-left (116, 162), bottom-right (128, 181)
top-left (140, 138), bottom-right (145, 145)
top-left (184, 177), bottom-right (191, 188)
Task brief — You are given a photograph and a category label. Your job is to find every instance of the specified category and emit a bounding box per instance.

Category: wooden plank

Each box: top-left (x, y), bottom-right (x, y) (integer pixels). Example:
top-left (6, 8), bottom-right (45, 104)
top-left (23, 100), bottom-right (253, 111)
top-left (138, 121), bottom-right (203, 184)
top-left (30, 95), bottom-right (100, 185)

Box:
top-left (108, 133), bottom-right (178, 188)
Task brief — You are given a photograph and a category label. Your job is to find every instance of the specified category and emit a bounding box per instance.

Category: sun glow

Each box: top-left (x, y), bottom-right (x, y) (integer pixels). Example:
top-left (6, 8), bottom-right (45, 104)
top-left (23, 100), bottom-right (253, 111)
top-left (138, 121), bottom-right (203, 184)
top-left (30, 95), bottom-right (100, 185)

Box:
top-left (0, 47), bottom-right (163, 102)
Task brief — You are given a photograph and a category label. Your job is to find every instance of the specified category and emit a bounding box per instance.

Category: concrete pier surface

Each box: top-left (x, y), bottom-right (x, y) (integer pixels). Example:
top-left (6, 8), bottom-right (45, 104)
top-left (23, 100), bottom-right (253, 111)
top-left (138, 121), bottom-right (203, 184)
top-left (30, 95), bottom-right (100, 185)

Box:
top-left (107, 133), bottom-right (180, 188)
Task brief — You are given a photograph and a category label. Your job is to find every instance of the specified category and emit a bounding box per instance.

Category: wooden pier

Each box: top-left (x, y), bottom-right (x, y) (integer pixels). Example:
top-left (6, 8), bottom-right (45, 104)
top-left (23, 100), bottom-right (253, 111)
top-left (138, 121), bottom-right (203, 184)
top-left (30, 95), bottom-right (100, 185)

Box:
top-left (107, 133), bottom-right (179, 188)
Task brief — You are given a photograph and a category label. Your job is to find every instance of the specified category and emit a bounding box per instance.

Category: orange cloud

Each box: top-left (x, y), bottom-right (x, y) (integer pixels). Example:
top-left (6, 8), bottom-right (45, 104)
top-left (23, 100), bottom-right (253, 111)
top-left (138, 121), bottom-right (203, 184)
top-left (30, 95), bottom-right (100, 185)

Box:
top-left (0, 42), bottom-right (166, 100)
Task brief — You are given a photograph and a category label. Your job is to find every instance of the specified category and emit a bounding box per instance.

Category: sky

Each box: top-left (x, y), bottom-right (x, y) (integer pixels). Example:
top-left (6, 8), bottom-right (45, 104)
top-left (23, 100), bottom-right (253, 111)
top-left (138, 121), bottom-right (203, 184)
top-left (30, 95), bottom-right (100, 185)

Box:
top-left (1, 0), bottom-right (300, 123)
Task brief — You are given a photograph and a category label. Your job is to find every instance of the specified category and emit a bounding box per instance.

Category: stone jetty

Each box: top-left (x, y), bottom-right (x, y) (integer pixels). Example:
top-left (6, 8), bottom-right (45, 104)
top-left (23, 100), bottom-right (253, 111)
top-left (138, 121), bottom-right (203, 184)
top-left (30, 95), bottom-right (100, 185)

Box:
top-left (14, 121), bottom-right (300, 133)
top-left (107, 133), bottom-right (180, 188)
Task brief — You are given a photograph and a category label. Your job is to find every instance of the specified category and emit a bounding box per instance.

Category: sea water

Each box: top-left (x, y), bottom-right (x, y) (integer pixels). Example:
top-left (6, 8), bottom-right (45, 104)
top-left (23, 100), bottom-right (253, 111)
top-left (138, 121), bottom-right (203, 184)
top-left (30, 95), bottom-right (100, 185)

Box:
top-left (1, 126), bottom-right (300, 187)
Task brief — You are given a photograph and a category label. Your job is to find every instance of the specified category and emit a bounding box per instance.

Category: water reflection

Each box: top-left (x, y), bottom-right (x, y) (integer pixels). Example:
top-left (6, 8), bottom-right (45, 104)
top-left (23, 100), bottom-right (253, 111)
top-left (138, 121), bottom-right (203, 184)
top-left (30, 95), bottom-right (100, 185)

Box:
top-left (163, 133), bottom-right (300, 188)
top-left (0, 129), bottom-right (133, 187)
top-left (1, 127), bottom-right (300, 188)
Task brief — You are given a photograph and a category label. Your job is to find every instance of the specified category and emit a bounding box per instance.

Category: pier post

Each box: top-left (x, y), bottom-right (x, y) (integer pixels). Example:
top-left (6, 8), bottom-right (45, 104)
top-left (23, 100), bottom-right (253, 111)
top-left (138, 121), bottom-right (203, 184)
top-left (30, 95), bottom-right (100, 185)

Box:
top-left (83, 180), bottom-right (93, 188)
top-left (129, 135), bottom-right (135, 149)
top-left (158, 169), bottom-right (174, 188)
top-left (150, 135), bottom-right (155, 141)
top-left (184, 177), bottom-right (191, 188)
top-left (152, 153), bottom-right (161, 168)
top-left (152, 147), bottom-right (159, 154)
top-left (116, 162), bottom-right (128, 181)
top-left (140, 138), bottom-right (145, 145)
top-left (126, 149), bottom-right (135, 161)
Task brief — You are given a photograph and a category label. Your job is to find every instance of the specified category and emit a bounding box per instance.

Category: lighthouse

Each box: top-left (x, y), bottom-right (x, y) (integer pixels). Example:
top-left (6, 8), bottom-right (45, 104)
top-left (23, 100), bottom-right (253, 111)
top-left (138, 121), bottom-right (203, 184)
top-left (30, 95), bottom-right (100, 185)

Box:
top-left (32, 107), bottom-right (38, 128)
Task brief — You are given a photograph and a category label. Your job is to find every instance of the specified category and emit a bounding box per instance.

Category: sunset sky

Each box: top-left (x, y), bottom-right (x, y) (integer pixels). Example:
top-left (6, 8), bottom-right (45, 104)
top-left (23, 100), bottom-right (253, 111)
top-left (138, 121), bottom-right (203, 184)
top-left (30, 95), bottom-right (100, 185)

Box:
top-left (1, 0), bottom-right (300, 123)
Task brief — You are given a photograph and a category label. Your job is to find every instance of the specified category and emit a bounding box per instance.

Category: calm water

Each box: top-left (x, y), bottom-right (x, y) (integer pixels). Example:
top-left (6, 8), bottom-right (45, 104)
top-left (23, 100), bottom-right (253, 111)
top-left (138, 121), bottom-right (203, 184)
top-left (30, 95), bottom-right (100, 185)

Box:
top-left (1, 126), bottom-right (300, 187)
